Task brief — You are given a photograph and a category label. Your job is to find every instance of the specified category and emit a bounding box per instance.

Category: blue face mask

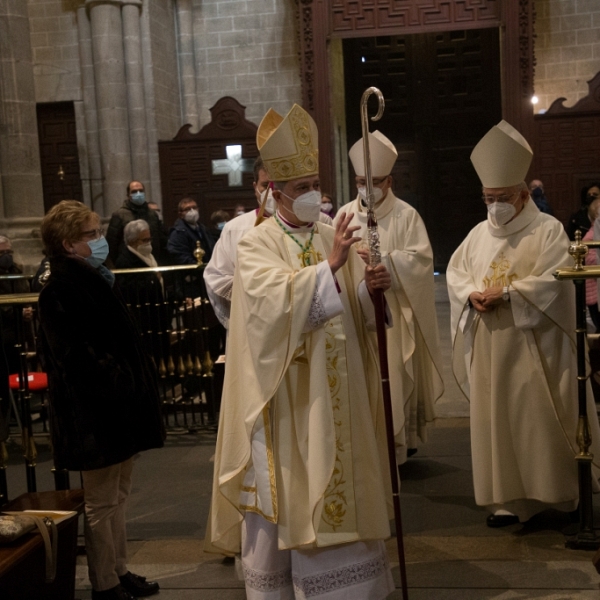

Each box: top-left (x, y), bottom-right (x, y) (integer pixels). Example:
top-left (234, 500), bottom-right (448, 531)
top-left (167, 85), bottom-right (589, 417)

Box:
top-left (130, 191), bottom-right (146, 206)
top-left (85, 236), bottom-right (109, 268)
top-left (217, 221), bottom-right (226, 230)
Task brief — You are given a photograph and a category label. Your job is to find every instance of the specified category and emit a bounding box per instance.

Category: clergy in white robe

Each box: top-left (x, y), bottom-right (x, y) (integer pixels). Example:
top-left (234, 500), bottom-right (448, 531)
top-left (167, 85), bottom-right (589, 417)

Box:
top-left (208, 104), bottom-right (395, 600)
top-left (447, 120), bottom-right (600, 526)
top-left (336, 131), bottom-right (444, 464)
top-left (204, 157), bottom-right (332, 328)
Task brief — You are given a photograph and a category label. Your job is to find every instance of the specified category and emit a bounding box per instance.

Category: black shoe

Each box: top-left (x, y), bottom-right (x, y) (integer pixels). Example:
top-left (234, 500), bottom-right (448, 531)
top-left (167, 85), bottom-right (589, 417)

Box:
top-left (91, 585), bottom-right (136, 600)
top-left (486, 514), bottom-right (519, 528)
top-left (407, 448), bottom-right (418, 458)
top-left (119, 571), bottom-right (160, 597)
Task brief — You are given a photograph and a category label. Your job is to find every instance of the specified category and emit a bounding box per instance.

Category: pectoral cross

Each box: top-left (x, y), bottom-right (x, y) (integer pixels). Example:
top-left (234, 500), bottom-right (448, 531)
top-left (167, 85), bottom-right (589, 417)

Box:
top-left (298, 247), bottom-right (323, 267)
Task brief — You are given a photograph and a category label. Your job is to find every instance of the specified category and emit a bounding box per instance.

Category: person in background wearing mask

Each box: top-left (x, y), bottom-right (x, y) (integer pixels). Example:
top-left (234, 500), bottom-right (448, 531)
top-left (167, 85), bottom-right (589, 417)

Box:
top-left (208, 209), bottom-right (230, 245)
top-left (167, 197), bottom-right (214, 265)
top-left (334, 130), bottom-right (444, 464)
top-left (320, 192), bottom-right (335, 218)
top-left (106, 180), bottom-right (169, 267)
top-left (447, 121), bottom-right (600, 529)
top-left (115, 220), bottom-right (166, 359)
top-left (567, 182), bottom-right (600, 240)
top-left (207, 104), bottom-right (395, 600)
top-left (204, 156), bottom-right (333, 328)
top-left (233, 204), bottom-right (246, 217)
top-left (528, 179), bottom-right (552, 215)
top-left (37, 201), bottom-right (164, 600)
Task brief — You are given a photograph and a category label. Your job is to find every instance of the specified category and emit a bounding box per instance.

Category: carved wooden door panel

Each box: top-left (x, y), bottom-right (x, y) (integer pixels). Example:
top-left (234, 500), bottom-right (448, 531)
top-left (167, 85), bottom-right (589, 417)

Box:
top-left (343, 28), bottom-right (501, 269)
top-left (158, 97), bottom-right (259, 228)
top-left (36, 102), bottom-right (83, 213)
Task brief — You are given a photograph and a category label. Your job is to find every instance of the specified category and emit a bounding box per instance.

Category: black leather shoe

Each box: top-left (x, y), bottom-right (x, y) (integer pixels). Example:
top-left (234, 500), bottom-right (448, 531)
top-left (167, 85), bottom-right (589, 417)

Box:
top-left (407, 448), bottom-right (418, 458)
top-left (119, 571), bottom-right (160, 597)
top-left (91, 585), bottom-right (136, 600)
top-left (486, 514), bottom-right (519, 528)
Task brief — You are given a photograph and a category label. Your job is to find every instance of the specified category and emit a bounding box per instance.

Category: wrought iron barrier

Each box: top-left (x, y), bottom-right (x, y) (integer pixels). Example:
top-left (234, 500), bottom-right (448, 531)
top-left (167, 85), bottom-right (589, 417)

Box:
top-left (0, 265), bottom-right (224, 506)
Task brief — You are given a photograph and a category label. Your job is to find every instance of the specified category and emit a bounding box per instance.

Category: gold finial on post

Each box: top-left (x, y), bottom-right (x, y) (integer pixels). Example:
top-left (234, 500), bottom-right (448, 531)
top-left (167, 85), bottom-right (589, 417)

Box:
top-left (194, 241), bottom-right (205, 265)
top-left (38, 260), bottom-right (51, 287)
top-left (569, 230), bottom-right (588, 271)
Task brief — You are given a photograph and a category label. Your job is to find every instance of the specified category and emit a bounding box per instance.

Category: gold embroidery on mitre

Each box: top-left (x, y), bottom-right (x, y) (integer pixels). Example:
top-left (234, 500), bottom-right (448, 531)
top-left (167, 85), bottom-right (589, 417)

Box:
top-left (482, 252), bottom-right (519, 288)
top-left (257, 104), bottom-right (319, 182)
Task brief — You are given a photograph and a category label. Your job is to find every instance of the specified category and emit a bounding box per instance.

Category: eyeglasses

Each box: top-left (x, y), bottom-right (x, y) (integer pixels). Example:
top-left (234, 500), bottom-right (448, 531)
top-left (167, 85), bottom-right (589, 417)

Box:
top-left (481, 192), bottom-right (518, 205)
top-left (80, 228), bottom-right (103, 241)
top-left (180, 206), bottom-right (198, 213)
top-left (587, 193), bottom-right (599, 200)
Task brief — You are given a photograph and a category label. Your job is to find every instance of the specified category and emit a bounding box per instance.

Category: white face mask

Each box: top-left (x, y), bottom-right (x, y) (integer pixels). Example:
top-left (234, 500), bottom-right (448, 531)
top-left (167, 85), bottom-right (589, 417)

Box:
top-left (282, 190), bottom-right (322, 223)
top-left (259, 189), bottom-right (276, 215)
top-left (184, 208), bottom-right (199, 224)
top-left (487, 202), bottom-right (517, 228)
top-left (358, 186), bottom-right (383, 205)
top-left (321, 202), bottom-right (333, 213)
top-left (137, 242), bottom-right (152, 257)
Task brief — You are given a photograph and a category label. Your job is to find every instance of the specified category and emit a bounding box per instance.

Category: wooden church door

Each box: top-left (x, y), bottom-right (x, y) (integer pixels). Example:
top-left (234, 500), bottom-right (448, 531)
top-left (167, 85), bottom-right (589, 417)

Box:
top-left (343, 28), bottom-right (502, 270)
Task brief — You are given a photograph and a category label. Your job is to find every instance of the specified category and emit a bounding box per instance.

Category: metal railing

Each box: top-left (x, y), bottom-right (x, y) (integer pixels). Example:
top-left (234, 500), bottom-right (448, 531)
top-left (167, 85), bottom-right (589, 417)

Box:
top-left (0, 264), bottom-right (224, 506)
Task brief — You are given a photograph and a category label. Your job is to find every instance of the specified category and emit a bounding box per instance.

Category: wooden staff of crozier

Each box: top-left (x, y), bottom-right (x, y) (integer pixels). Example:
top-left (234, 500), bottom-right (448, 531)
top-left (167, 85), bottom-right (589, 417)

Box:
top-left (360, 86), bottom-right (409, 600)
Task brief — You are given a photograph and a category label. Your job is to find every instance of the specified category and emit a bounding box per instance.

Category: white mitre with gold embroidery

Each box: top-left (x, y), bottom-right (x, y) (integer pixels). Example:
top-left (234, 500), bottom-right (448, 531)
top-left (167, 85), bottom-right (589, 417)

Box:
top-left (257, 104), bottom-right (319, 182)
top-left (348, 130), bottom-right (398, 177)
top-left (471, 120), bottom-right (533, 188)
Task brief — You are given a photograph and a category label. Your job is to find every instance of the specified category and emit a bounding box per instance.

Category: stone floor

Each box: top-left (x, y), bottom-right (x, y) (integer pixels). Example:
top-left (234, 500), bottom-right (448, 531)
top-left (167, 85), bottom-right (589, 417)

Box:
top-left (5, 275), bottom-right (600, 599)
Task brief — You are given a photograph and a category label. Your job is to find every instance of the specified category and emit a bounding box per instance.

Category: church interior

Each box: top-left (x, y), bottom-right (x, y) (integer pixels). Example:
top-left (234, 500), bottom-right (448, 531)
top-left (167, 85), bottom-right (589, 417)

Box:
top-left (2, 0), bottom-right (600, 598)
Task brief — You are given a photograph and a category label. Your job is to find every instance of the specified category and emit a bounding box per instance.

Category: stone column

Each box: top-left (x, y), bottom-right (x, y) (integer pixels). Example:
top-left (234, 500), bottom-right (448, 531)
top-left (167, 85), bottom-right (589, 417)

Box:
top-left (86, 0), bottom-right (131, 215)
top-left (122, 0), bottom-right (151, 186)
top-left (77, 5), bottom-right (104, 213)
top-left (175, 0), bottom-right (199, 130)
top-left (0, 1), bottom-right (44, 219)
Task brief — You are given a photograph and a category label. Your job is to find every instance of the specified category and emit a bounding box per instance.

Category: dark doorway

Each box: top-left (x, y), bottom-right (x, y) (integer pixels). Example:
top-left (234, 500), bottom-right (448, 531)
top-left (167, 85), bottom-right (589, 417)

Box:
top-left (343, 28), bottom-right (502, 270)
top-left (36, 102), bottom-right (83, 213)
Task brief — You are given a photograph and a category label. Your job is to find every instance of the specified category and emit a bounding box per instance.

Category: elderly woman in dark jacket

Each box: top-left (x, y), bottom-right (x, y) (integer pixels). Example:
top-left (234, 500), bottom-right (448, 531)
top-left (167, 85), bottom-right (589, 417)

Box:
top-left (38, 201), bottom-right (164, 600)
top-left (115, 220), bottom-right (168, 361)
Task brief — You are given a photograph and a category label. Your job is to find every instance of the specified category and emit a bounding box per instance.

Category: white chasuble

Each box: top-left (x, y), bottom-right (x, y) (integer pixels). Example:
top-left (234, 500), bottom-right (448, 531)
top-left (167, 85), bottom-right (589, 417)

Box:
top-left (208, 216), bottom-right (392, 555)
top-left (204, 211), bottom-right (334, 329)
top-left (447, 200), bottom-right (600, 519)
top-left (335, 193), bottom-right (444, 463)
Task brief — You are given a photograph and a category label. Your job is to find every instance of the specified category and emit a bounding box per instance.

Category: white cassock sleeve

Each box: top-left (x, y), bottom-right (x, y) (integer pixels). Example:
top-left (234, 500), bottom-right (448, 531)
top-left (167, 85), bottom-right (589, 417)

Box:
top-left (203, 232), bottom-right (238, 328)
top-left (303, 261), bottom-right (344, 332)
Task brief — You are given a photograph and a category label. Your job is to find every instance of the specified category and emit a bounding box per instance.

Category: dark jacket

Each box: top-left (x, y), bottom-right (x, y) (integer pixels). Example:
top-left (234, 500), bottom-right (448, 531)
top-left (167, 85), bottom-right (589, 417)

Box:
top-left (566, 206), bottom-right (591, 241)
top-left (38, 256), bottom-right (165, 471)
top-left (167, 218), bottom-right (214, 265)
top-left (106, 200), bottom-right (169, 266)
top-left (114, 247), bottom-right (169, 358)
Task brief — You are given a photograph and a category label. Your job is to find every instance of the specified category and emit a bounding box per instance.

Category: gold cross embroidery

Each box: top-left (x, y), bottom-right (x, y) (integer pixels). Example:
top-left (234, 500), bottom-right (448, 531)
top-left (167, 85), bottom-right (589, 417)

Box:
top-left (298, 247), bottom-right (323, 267)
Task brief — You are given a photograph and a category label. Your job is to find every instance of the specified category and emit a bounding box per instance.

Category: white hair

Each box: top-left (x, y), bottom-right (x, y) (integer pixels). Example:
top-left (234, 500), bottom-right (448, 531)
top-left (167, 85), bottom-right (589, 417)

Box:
top-left (0, 235), bottom-right (11, 246)
top-left (124, 219), bottom-right (150, 245)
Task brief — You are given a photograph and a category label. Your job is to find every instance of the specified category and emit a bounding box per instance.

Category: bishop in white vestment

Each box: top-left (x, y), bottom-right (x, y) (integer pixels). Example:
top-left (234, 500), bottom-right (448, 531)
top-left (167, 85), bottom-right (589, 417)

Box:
top-left (204, 156), bottom-right (331, 329)
top-left (208, 104), bottom-right (395, 599)
top-left (447, 120), bottom-right (600, 526)
top-left (335, 131), bottom-right (444, 464)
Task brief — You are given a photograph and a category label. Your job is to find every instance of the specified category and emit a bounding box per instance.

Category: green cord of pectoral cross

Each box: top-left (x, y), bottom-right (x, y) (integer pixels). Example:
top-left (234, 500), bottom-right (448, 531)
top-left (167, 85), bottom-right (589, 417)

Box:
top-left (274, 214), bottom-right (318, 267)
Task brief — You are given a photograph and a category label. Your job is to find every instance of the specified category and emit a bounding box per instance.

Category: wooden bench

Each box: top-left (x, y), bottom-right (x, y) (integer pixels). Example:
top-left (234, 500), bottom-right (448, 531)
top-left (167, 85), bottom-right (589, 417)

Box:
top-left (0, 489), bottom-right (84, 600)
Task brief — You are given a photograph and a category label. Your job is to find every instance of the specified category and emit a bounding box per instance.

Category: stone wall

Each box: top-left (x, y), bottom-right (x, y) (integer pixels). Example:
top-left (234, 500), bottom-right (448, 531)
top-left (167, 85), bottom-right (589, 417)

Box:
top-left (534, 0), bottom-right (600, 112)
top-left (192, 0), bottom-right (302, 127)
top-left (27, 0), bottom-right (81, 103)
top-left (146, 1), bottom-right (180, 139)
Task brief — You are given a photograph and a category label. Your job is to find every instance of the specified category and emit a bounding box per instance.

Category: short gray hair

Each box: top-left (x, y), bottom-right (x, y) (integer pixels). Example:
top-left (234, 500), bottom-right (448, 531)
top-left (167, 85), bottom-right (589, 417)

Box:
top-left (124, 219), bottom-right (150, 246)
top-left (0, 235), bottom-right (11, 246)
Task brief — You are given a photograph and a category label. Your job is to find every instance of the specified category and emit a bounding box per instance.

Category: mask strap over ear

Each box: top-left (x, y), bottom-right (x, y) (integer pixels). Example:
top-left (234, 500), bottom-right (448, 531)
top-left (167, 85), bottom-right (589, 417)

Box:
top-left (254, 184), bottom-right (271, 227)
